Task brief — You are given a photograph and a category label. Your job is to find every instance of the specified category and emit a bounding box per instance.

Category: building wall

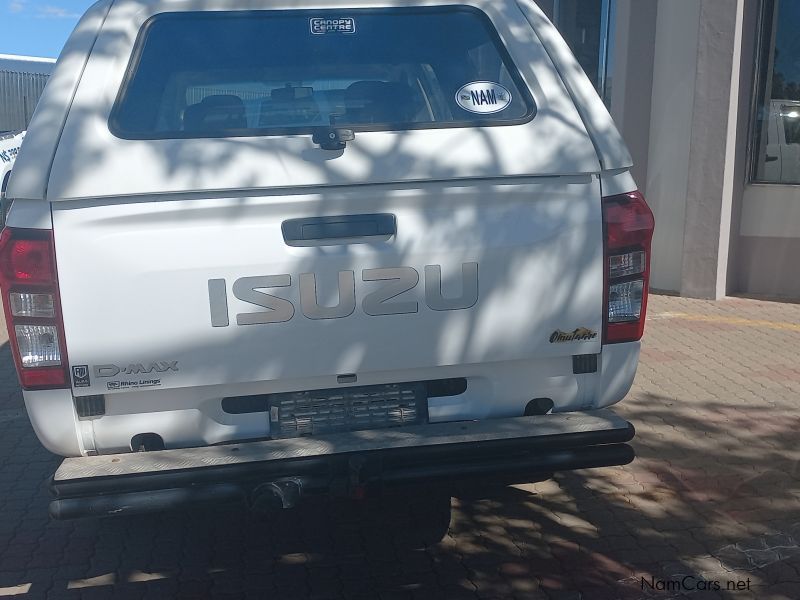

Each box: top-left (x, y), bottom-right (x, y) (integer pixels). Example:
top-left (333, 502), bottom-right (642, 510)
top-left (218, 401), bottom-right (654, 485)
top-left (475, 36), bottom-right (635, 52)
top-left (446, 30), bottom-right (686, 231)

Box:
top-left (0, 55), bottom-right (55, 133)
top-left (738, 184), bottom-right (800, 299)
top-left (725, 0), bottom-right (761, 296)
top-left (679, 0), bottom-right (745, 299)
top-left (644, 0), bottom-right (701, 293)
top-left (733, 1), bottom-right (800, 300)
top-left (736, 235), bottom-right (800, 298)
top-left (610, 0), bottom-right (793, 300)
top-left (609, 0), bottom-right (657, 191)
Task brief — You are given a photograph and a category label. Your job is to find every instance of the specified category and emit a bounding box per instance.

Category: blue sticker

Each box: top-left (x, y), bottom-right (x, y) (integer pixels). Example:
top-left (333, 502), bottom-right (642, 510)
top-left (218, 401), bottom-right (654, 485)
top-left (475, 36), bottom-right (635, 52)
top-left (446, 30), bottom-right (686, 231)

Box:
top-left (310, 17), bottom-right (356, 35)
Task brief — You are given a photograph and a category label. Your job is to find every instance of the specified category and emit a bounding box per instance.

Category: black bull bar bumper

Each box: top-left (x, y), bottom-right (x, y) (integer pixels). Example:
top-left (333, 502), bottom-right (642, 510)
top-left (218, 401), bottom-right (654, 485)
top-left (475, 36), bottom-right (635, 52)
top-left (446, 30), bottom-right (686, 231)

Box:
top-left (50, 409), bottom-right (635, 519)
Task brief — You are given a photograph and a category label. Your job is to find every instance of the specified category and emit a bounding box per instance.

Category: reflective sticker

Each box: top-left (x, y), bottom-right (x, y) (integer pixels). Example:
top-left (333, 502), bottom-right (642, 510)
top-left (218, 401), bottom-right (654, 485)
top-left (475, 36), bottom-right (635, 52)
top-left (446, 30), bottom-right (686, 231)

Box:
top-left (456, 82), bottom-right (512, 114)
top-left (310, 17), bottom-right (356, 35)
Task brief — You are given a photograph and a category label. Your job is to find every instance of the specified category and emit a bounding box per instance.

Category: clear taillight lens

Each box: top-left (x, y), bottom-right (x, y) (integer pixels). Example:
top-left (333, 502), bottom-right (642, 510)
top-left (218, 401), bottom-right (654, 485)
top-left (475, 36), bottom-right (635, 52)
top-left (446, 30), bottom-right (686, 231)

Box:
top-left (608, 279), bottom-right (644, 323)
top-left (10, 292), bottom-right (55, 318)
top-left (609, 251), bottom-right (646, 279)
top-left (15, 325), bottom-right (62, 367)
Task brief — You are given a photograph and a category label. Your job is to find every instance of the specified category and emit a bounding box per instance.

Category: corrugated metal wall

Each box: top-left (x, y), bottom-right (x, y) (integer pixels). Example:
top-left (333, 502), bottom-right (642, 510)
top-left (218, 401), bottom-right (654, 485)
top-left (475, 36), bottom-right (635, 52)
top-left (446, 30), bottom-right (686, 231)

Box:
top-left (0, 70), bottom-right (50, 133)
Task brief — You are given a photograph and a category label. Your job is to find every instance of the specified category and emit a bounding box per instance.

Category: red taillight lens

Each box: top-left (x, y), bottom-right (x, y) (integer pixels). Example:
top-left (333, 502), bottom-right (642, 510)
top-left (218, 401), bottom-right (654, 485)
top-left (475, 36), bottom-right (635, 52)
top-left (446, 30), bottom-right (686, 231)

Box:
top-left (0, 237), bottom-right (56, 284)
top-left (603, 194), bottom-right (655, 248)
top-left (0, 228), bottom-right (69, 390)
top-left (18, 365), bottom-right (67, 389)
top-left (602, 191), bottom-right (655, 344)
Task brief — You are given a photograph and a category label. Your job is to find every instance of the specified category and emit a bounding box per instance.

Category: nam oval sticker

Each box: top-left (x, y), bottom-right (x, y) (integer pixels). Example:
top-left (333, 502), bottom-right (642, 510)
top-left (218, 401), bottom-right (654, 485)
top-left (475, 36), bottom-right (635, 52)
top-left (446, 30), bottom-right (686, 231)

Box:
top-left (456, 82), bottom-right (512, 114)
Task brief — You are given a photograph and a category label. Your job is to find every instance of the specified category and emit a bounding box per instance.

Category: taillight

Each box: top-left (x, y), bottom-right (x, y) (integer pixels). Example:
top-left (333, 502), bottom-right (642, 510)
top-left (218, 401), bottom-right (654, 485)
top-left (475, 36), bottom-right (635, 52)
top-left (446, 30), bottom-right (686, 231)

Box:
top-left (0, 228), bottom-right (69, 389)
top-left (602, 191), bottom-right (655, 344)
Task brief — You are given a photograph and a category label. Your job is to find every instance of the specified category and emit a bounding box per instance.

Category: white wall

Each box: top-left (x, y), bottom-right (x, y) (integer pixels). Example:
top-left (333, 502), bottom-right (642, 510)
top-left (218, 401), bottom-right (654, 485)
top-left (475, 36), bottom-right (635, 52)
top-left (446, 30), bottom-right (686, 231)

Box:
top-left (741, 185), bottom-right (800, 238)
top-left (644, 1), bottom-right (701, 292)
top-left (609, 0), bottom-right (657, 190)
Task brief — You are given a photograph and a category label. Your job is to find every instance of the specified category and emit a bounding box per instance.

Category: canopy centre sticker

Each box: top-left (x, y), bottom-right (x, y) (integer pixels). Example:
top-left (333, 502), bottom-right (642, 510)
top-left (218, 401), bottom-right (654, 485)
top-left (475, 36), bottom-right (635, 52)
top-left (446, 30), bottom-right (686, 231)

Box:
top-left (310, 17), bottom-right (356, 35)
top-left (456, 82), bottom-right (512, 114)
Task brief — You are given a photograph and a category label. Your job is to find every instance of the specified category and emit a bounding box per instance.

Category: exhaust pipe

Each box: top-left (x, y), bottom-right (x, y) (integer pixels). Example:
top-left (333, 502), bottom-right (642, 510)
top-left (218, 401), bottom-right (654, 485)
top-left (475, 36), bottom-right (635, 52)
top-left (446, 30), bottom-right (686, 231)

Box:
top-left (251, 478), bottom-right (304, 512)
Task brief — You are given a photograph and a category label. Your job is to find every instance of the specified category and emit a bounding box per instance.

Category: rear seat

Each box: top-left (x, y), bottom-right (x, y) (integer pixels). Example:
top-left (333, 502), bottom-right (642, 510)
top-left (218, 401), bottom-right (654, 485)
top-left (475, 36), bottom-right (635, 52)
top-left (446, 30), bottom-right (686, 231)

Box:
top-left (184, 94), bottom-right (247, 132)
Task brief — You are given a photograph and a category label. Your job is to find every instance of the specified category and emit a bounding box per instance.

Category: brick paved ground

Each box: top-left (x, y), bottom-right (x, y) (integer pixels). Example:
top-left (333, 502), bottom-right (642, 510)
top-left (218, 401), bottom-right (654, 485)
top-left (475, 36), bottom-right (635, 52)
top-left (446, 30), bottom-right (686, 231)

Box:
top-left (0, 295), bottom-right (798, 599)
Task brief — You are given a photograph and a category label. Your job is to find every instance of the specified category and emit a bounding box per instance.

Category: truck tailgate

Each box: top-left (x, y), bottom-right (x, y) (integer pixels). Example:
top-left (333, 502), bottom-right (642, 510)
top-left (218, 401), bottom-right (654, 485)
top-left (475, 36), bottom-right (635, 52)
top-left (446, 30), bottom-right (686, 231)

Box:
top-left (52, 176), bottom-right (603, 397)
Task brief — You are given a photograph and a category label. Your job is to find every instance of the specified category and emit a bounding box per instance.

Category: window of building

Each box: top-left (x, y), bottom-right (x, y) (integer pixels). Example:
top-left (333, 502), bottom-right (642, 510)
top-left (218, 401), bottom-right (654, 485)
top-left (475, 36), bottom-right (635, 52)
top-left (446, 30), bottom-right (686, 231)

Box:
top-left (751, 0), bottom-right (800, 184)
top-left (781, 104), bottom-right (800, 145)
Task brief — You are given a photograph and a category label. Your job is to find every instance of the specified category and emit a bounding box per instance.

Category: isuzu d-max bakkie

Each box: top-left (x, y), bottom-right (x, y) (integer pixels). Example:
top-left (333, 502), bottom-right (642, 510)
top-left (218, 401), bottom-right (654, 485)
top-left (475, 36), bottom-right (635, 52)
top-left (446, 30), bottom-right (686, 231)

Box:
top-left (1, 0), bottom-right (654, 521)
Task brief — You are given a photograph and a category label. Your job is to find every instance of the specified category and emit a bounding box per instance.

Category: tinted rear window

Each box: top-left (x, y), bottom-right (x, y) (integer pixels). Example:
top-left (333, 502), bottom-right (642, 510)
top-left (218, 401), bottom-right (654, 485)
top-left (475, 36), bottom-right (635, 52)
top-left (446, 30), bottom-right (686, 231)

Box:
top-left (111, 7), bottom-right (535, 139)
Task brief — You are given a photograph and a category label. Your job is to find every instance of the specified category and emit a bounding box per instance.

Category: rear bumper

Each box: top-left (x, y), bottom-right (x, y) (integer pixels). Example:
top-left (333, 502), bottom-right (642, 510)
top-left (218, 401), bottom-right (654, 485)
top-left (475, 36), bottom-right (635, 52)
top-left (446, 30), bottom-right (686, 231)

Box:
top-left (50, 409), bottom-right (635, 519)
top-left (25, 343), bottom-right (641, 458)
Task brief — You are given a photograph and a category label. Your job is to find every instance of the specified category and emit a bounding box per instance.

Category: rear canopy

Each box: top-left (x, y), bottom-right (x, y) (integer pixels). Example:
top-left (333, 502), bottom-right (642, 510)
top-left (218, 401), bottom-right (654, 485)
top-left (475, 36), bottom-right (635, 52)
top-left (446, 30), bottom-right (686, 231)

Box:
top-left (44, 0), bottom-right (601, 200)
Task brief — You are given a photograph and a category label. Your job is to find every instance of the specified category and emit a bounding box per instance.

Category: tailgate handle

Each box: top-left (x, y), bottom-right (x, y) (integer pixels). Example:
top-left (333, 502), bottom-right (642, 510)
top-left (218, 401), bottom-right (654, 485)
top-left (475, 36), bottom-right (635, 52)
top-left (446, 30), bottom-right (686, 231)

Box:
top-left (282, 214), bottom-right (396, 246)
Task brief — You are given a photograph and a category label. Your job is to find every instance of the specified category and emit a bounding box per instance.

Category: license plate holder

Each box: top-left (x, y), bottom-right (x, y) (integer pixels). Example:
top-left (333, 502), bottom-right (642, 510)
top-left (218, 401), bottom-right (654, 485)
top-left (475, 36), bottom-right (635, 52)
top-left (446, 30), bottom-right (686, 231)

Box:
top-left (268, 382), bottom-right (428, 439)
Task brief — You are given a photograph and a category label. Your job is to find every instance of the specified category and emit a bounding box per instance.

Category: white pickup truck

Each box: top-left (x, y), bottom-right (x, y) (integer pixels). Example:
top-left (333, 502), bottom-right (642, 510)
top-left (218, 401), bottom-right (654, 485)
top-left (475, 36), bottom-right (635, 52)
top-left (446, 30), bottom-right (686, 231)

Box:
top-left (1, 0), bottom-right (654, 521)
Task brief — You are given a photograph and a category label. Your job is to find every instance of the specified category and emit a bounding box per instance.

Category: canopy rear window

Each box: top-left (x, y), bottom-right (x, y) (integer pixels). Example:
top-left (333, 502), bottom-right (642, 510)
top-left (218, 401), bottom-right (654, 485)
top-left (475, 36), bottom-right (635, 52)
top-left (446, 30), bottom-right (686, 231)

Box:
top-left (110, 7), bottom-right (535, 139)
